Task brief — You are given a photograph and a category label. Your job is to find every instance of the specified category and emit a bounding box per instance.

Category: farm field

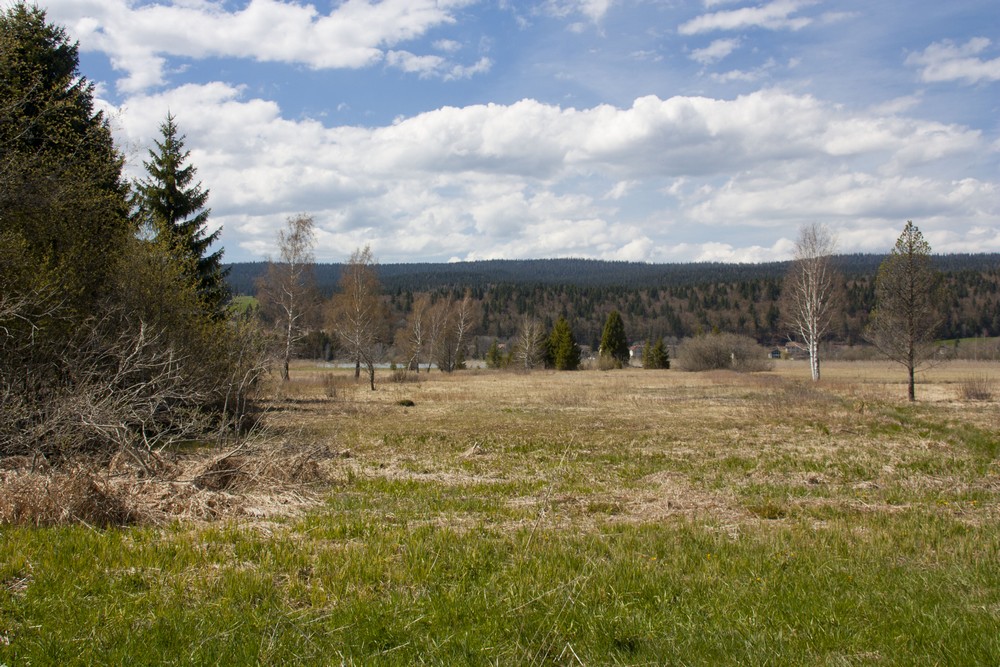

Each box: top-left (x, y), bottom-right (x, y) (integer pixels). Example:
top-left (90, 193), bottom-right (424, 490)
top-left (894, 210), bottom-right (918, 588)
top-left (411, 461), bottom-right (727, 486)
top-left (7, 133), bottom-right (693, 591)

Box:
top-left (2, 361), bottom-right (999, 665)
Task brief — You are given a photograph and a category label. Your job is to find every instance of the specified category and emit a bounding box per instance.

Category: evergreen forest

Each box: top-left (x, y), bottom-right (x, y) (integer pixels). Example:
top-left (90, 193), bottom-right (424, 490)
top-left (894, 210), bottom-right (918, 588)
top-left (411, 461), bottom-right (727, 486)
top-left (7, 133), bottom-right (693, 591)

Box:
top-left (229, 254), bottom-right (1000, 353)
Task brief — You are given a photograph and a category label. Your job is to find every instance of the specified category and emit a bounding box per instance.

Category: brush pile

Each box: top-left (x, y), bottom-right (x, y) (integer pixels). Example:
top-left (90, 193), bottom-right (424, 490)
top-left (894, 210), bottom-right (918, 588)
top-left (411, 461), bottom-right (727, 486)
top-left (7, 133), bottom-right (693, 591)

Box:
top-left (0, 440), bottom-right (340, 527)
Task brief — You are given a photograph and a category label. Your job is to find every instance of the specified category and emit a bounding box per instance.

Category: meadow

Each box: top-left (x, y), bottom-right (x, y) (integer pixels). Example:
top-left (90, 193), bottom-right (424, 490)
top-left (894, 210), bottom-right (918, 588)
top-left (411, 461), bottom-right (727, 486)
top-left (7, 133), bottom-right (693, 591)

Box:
top-left (2, 360), bottom-right (999, 665)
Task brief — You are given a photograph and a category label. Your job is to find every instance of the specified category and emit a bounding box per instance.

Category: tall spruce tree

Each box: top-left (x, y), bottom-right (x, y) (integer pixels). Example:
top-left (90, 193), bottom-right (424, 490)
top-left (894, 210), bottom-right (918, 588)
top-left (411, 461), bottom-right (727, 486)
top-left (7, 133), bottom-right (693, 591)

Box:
top-left (137, 113), bottom-right (228, 314)
top-left (1, 2), bottom-right (131, 315)
top-left (599, 310), bottom-right (630, 367)
top-left (546, 316), bottom-right (581, 370)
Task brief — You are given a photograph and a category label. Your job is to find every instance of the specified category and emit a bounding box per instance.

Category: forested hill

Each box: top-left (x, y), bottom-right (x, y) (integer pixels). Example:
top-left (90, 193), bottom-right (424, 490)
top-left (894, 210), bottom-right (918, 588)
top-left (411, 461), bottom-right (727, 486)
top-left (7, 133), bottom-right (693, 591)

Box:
top-left (226, 254), bottom-right (1000, 296)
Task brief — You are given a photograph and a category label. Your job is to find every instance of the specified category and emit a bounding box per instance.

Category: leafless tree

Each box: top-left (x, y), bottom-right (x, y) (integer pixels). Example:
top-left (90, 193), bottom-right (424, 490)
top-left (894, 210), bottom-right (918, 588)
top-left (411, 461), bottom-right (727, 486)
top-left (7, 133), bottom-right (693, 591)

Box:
top-left (396, 294), bottom-right (430, 373)
top-left (782, 223), bottom-right (840, 381)
top-left (430, 290), bottom-right (479, 372)
top-left (329, 245), bottom-right (387, 390)
top-left (256, 214), bottom-right (318, 381)
top-left (512, 317), bottom-right (547, 370)
top-left (865, 221), bottom-right (943, 401)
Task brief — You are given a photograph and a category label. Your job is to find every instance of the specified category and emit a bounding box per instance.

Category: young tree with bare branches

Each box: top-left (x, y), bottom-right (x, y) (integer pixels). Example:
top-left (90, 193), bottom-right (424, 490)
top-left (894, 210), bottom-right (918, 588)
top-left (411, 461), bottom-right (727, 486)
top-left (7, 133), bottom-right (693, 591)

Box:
top-left (396, 294), bottom-right (431, 373)
top-left (865, 221), bottom-right (942, 401)
top-left (256, 214), bottom-right (318, 381)
top-left (782, 223), bottom-right (840, 381)
top-left (432, 290), bottom-right (478, 372)
top-left (513, 317), bottom-right (547, 370)
top-left (329, 245), bottom-right (387, 390)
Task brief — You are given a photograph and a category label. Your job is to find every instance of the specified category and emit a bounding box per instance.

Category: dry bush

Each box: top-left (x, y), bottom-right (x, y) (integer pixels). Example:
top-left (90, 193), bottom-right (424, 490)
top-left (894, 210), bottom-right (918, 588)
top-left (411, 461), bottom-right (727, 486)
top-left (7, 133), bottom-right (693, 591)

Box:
top-left (596, 354), bottom-right (624, 371)
top-left (0, 438), bottom-right (336, 527)
top-left (0, 468), bottom-right (140, 527)
top-left (321, 372), bottom-right (339, 398)
top-left (675, 333), bottom-right (773, 373)
top-left (390, 366), bottom-right (422, 384)
top-left (958, 375), bottom-right (995, 401)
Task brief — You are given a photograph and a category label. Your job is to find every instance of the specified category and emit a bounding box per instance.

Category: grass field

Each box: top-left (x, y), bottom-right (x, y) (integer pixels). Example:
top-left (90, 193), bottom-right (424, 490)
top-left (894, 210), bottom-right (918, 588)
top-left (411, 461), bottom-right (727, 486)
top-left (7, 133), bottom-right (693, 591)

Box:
top-left (2, 360), bottom-right (999, 664)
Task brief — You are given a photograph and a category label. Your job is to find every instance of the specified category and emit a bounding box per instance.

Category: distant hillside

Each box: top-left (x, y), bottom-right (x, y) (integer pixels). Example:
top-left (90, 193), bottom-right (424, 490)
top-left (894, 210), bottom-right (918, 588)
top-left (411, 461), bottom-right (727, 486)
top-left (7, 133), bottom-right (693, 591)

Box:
top-left (226, 254), bottom-right (1000, 296)
top-left (229, 254), bottom-right (1000, 347)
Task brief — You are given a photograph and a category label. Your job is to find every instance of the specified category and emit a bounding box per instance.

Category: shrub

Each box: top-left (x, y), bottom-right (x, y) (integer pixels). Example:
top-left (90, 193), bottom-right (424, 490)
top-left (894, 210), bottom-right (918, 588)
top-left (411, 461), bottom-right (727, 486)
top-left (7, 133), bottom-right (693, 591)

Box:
top-left (959, 375), bottom-right (995, 401)
top-left (675, 333), bottom-right (773, 373)
top-left (597, 353), bottom-right (623, 371)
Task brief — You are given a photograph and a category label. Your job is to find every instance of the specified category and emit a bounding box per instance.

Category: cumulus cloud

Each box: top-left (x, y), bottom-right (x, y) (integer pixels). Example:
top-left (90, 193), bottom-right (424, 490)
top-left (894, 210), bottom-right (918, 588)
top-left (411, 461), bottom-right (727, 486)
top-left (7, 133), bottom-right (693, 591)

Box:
top-left (906, 37), bottom-right (1000, 85)
top-left (679, 0), bottom-right (814, 35)
top-left (43, 0), bottom-right (482, 92)
top-left (106, 85), bottom-right (997, 262)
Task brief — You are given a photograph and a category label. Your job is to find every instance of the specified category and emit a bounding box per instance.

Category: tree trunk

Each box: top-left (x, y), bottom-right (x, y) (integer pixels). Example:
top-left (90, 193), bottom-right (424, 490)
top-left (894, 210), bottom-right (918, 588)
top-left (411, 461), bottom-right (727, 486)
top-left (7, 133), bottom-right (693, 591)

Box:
top-left (367, 362), bottom-right (376, 391)
top-left (908, 364), bottom-right (916, 402)
top-left (809, 337), bottom-right (820, 381)
top-left (282, 322), bottom-right (292, 381)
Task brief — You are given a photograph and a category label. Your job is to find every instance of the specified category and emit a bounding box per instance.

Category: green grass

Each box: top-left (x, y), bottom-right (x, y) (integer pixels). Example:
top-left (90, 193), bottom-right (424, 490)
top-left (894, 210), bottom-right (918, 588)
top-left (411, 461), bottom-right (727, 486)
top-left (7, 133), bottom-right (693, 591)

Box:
top-left (2, 364), bottom-right (999, 664)
top-left (3, 514), bottom-right (998, 665)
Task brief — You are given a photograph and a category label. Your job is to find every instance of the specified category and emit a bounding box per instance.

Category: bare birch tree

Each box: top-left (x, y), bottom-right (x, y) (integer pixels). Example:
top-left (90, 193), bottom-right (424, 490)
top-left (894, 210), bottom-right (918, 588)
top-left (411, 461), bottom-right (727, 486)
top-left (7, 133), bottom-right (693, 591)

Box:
top-left (256, 214), bottom-right (318, 381)
top-left (865, 221), bottom-right (942, 401)
top-left (782, 223), bottom-right (840, 381)
top-left (432, 290), bottom-right (478, 372)
top-left (396, 294), bottom-right (430, 373)
top-left (513, 317), bottom-right (547, 370)
top-left (329, 245), bottom-right (386, 390)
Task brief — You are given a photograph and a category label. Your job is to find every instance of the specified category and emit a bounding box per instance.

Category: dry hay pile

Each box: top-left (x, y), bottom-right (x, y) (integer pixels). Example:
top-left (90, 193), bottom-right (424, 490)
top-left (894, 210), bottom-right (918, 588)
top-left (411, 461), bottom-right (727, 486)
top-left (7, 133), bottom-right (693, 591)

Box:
top-left (0, 441), bottom-right (341, 527)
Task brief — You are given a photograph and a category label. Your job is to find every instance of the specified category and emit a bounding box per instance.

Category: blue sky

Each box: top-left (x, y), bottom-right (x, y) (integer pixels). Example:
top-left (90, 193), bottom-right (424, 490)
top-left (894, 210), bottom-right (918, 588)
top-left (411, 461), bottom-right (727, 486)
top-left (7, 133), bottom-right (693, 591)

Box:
top-left (40, 0), bottom-right (1000, 263)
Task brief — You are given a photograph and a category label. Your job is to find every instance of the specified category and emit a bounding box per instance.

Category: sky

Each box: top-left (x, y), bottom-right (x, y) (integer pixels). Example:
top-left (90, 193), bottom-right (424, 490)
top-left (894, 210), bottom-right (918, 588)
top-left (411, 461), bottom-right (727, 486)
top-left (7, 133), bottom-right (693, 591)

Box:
top-left (36, 0), bottom-right (1000, 264)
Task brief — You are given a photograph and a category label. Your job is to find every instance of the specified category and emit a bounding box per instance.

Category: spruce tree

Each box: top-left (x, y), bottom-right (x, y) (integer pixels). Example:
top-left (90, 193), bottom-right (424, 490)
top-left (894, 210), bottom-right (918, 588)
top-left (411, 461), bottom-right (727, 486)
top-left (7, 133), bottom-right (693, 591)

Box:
top-left (485, 340), bottom-right (505, 369)
top-left (645, 337), bottom-right (670, 369)
top-left (547, 316), bottom-right (581, 370)
top-left (599, 310), bottom-right (630, 367)
top-left (1, 2), bottom-right (131, 314)
top-left (137, 113), bottom-right (228, 314)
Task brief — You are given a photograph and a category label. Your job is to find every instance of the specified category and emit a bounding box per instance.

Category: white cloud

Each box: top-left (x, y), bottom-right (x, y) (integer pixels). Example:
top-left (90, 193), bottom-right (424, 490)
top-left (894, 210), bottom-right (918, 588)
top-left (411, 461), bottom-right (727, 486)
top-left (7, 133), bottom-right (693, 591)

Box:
top-left (679, 0), bottom-right (814, 35)
top-left (43, 0), bottom-right (482, 92)
top-left (385, 51), bottom-right (446, 77)
top-left (433, 39), bottom-right (463, 53)
top-left (709, 58), bottom-right (776, 83)
top-left (604, 180), bottom-right (636, 200)
top-left (541, 0), bottom-right (615, 23)
top-left (690, 38), bottom-right (741, 65)
top-left (906, 37), bottom-right (1000, 85)
top-left (106, 85), bottom-right (996, 263)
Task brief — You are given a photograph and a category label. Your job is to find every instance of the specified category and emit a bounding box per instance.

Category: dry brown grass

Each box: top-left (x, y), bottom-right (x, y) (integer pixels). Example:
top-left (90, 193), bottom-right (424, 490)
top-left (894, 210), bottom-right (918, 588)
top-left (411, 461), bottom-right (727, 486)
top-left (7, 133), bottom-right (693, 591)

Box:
top-left (3, 359), bottom-right (997, 528)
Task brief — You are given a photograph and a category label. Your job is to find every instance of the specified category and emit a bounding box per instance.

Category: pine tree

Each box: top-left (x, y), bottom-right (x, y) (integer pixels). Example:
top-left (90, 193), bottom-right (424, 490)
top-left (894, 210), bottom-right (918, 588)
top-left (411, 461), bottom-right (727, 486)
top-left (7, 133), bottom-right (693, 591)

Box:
top-left (485, 339), bottom-right (505, 369)
top-left (644, 337), bottom-right (670, 369)
top-left (1, 2), bottom-right (131, 314)
top-left (547, 316), bottom-right (581, 370)
top-left (137, 113), bottom-right (228, 314)
top-left (599, 310), bottom-right (630, 367)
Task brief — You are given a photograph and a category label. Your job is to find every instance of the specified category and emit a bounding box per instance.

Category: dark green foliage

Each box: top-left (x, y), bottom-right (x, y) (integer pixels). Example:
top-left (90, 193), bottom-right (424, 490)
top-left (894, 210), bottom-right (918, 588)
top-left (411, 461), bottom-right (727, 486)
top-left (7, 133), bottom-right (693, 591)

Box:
top-left (485, 339), bottom-right (506, 369)
top-left (643, 338), bottom-right (670, 369)
top-left (0, 5), bottom-right (265, 457)
top-left (546, 316), bottom-right (581, 370)
top-left (599, 310), bottom-right (630, 366)
top-left (136, 113), bottom-right (228, 314)
top-left (0, 2), bottom-right (131, 315)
